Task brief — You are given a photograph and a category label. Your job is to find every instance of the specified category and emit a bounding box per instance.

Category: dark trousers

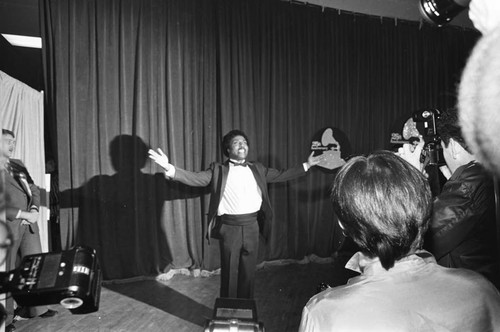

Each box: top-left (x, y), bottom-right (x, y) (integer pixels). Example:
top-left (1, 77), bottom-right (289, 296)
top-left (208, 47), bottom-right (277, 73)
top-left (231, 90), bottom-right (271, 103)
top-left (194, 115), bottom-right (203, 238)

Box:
top-left (218, 213), bottom-right (259, 299)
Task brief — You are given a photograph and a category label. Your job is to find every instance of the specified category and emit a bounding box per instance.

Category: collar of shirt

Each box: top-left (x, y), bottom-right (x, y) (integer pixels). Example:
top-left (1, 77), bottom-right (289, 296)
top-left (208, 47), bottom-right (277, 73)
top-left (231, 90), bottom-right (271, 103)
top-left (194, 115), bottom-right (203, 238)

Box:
top-left (449, 160), bottom-right (478, 181)
top-left (4, 160), bottom-right (12, 174)
top-left (345, 250), bottom-right (436, 276)
top-left (229, 159), bottom-right (251, 166)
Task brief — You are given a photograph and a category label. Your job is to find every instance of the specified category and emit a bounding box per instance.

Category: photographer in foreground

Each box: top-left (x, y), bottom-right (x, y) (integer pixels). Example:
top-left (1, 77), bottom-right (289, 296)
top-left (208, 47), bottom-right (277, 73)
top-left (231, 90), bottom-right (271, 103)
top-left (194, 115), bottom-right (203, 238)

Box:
top-left (300, 151), bottom-right (500, 332)
top-left (399, 108), bottom-right (499, 289)
top-left (459, 0), bottom-right (500, 178)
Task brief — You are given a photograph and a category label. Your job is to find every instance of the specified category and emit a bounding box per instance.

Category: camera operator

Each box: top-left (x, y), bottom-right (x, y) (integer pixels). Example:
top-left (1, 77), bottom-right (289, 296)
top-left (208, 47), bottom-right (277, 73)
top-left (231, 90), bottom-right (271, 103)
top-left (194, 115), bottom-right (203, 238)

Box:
top-left (300, 151), bottom-right (500, 332)
top-left (399, 108), bottom-right (499, 289)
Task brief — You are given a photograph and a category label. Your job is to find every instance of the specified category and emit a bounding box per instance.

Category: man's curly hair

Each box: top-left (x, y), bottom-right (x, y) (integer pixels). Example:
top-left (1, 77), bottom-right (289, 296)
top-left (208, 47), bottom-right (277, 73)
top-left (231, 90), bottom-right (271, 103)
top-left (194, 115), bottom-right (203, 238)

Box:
top-left (222, 130), bottom-right (249, 157)
top-left (437, 108), bottom-right (470, 153)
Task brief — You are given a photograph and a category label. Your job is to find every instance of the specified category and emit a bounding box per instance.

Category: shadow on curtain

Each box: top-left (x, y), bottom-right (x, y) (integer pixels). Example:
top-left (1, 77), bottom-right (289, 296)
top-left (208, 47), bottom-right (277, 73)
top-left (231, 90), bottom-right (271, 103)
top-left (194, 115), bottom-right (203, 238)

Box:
top-left (59, 135), bottom-right (206, 279)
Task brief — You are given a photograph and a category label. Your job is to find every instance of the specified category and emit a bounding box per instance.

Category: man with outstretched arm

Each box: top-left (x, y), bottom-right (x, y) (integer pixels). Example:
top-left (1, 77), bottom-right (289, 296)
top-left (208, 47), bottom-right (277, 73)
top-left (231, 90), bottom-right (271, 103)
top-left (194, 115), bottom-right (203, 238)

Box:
top-left (149, 129), bottom-right (321, 299)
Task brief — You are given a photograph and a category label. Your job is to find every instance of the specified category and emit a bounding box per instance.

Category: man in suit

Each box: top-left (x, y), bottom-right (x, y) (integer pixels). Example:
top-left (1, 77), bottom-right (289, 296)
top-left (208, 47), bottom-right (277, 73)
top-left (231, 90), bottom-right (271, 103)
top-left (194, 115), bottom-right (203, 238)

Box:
top-left (1, 129), bottom-right (56, 331)
top-left (149, 129), bottom-right (321, 298)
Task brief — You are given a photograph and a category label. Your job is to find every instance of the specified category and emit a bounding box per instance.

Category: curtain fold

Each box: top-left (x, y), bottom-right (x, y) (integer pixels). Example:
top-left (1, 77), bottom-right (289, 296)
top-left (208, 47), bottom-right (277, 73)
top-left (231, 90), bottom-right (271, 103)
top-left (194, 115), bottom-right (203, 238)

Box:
top-left (0, 70), bottom-right (48, 252)
top-left (41, 0), bottom-right (479, 280)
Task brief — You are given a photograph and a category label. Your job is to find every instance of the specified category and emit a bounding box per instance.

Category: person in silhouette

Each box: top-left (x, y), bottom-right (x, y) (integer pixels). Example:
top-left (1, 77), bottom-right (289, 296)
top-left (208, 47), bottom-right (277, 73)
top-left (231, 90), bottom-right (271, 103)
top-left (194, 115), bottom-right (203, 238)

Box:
top-left (61, 135), bottom-right (196, 280)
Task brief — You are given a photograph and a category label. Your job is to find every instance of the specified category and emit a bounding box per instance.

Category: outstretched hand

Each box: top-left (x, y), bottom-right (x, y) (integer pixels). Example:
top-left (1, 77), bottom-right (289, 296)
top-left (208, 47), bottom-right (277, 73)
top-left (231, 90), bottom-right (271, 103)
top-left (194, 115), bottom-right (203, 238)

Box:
top-left (307, 152), bottom-right (323, 168)
top-left (148, 148), bottom-right (172, 171)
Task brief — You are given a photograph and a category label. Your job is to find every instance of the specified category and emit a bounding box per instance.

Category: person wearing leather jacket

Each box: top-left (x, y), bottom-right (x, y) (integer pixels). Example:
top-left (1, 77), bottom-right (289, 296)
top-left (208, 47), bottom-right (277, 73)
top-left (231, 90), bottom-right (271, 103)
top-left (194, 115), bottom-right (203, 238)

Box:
top-left (398, 108), bottom-right (499, 289)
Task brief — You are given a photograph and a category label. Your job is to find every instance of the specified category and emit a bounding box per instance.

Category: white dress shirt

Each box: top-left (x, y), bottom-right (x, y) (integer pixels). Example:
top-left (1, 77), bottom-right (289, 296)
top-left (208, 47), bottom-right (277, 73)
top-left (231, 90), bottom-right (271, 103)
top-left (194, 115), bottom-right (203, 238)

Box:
top-left (217, 160), bottom-right (262, 216)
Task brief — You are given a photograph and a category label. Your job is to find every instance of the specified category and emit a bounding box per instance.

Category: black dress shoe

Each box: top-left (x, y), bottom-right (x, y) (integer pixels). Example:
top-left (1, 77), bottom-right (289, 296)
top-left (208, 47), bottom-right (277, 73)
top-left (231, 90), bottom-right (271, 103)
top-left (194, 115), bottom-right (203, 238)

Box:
top-left (40, 309), bottom-right (58, 318)
top-left (6, 323), bottom-right (16, 332)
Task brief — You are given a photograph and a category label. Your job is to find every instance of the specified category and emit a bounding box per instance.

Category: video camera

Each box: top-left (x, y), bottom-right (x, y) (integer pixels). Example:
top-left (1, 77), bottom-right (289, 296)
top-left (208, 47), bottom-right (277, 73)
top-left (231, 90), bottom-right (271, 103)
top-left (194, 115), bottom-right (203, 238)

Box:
top-left (390, 108), bottom-right (446, 167)
top-left (0, 246), bottom-right (101, 315)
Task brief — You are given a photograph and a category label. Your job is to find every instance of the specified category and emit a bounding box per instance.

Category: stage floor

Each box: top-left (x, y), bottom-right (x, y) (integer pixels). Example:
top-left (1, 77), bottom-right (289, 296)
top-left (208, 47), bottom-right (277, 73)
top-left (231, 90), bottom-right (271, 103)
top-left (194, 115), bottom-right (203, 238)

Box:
top-left (12, 255), bottom-right (356, 332)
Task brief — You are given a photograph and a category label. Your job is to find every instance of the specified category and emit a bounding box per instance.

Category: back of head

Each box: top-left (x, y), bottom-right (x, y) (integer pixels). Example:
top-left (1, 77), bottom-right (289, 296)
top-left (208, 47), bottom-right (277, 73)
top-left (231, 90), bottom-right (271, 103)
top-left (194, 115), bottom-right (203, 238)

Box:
top-left (331, 151), bottom-right (432, 270)
top-left (459, 27), bottom-right (500, 176)
top-left (437, 108), bottom-right (470, 152)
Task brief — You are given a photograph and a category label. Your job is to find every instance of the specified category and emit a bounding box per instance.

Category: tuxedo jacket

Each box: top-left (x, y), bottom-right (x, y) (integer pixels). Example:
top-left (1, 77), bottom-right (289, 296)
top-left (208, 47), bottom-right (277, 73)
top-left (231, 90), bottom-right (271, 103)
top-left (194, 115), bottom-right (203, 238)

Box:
top-left (5, 159), bottom-right (40, 225)
top-left (172, 160), bottom-right (306, 240)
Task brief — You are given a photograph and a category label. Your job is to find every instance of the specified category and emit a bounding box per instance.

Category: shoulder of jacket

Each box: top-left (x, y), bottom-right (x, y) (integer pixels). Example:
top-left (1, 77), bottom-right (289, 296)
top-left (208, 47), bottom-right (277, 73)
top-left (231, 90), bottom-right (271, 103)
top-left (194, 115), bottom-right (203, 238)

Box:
top-left (458, 163), bottom-right (493, 186)
top-left (210, 162), bottom-right (224, 168)
top-left (208, 162), bottom-right (225, 175)
top-left (442, 164), bottom-right (492, 199)
top-left (10, 159), bottom-right (24, 166)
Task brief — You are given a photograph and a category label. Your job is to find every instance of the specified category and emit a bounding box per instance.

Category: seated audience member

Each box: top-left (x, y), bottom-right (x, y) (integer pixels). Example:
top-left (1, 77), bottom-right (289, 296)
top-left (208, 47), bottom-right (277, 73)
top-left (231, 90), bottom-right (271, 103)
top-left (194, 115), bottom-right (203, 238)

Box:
top-left (299, 151), bottom-right (500, 332)
top-left (459, 0), bottom-right (500, 177)
top-left (399, 109), bottom-right (499, 288)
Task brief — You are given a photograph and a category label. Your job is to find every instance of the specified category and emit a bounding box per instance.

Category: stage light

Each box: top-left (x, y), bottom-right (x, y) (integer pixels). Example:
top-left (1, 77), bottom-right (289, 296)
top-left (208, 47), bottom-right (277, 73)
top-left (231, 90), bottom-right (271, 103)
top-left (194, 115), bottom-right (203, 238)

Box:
top-left (0, 246), bottom-right (102, 315)
top-left (204, 298), bottom-right (264, 332)
top-left (418, 0), bottom-right (471, 26)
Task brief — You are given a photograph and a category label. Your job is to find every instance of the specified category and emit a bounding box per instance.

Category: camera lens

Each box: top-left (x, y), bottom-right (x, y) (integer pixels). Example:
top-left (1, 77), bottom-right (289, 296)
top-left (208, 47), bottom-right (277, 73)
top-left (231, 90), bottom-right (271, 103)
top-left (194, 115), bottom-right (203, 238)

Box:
top-left (60, 297), bottom-right (84, 309)
top-left (419, 0), bottom-right (471, 26)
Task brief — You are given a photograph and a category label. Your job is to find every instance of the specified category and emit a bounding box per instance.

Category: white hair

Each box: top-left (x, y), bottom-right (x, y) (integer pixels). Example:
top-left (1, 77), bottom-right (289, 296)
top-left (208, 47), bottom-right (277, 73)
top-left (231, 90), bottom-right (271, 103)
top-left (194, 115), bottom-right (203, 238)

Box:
top-left (458, 26), bottom-right (500, 176)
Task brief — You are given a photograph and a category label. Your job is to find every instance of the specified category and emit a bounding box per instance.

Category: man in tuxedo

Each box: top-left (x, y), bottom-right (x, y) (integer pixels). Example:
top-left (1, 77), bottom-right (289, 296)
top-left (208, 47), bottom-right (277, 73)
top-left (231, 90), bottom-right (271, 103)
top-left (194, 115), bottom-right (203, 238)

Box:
top-left (149, 129), bottom-right (321, 299)
top-left (1, 129), bottom-right (56, 331)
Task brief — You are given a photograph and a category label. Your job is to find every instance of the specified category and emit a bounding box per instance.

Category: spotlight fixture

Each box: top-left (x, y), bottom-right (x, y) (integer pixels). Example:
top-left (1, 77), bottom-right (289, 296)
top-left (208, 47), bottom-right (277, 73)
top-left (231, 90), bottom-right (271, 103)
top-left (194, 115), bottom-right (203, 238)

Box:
top-left (418, 0), bottom-right (471, 26)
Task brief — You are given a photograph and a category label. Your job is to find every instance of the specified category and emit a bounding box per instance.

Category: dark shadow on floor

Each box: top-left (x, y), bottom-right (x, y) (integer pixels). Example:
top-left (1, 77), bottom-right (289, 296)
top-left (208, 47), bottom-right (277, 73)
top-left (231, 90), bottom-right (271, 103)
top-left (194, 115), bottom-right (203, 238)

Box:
top-left (104, 279), bottom-right (213, 327)
top-left (254, 256), bottom-right (358, 331)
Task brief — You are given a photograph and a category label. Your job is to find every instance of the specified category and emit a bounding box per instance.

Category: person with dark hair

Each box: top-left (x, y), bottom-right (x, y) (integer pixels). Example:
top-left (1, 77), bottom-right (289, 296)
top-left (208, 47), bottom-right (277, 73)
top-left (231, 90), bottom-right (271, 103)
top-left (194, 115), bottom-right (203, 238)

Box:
top-left (399, 108), bottom-right (499, 289)
top-left (1, 129), bottom-right (57, 332)
top-left (149, 129), bottom-right (321, 298)
top-left (300, 151), bottom-right (500, 332)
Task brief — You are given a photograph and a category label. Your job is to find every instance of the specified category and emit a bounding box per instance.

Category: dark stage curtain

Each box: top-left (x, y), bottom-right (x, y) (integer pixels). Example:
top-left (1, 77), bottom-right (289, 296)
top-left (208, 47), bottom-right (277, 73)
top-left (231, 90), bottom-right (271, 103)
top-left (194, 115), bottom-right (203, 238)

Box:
top-left (40, 0), bottom-right (479, 280)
